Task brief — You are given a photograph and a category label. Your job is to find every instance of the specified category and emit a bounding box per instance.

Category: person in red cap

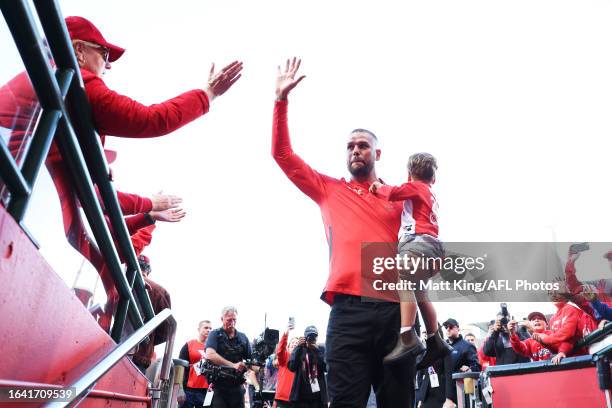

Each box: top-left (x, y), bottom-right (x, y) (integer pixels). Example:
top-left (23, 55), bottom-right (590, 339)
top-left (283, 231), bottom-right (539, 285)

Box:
top-left (62, 16), bottom-right (242, 154)
top-left (508, 313), bottom-right (553, 362)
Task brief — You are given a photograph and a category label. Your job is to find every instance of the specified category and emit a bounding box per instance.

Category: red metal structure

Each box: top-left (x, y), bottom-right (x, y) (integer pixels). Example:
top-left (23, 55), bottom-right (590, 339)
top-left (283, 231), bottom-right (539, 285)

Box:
top-left (0, 0), bottom-right (182, 406)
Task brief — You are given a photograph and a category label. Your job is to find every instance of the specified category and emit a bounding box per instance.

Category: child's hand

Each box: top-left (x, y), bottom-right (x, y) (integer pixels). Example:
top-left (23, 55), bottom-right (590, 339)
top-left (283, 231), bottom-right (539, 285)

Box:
top-left (369, 181), bottom-right (382, 193)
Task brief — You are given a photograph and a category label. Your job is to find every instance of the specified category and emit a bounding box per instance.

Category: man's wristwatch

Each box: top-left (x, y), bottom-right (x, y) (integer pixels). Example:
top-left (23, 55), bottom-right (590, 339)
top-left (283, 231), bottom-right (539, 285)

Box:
top-left (144, 212), bottom-right (156, 225)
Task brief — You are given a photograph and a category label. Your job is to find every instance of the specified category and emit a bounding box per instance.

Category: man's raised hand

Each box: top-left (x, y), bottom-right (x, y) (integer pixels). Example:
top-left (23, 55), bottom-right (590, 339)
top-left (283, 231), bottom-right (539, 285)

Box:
top-left (205, 60), bottom-right (244, 101)
top-left (276, 57), bottom-right (305, 100)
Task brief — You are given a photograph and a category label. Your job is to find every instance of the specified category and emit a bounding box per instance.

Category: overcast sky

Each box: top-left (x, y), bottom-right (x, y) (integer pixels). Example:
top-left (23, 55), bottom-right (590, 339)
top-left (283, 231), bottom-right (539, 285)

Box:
top-left (2, 0), bottom-right (612, 352)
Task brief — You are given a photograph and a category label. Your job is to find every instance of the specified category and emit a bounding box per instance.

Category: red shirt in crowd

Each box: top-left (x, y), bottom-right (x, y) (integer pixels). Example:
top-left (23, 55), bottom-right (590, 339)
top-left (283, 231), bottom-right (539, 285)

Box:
top-left (374, 181), bottom-right (439, 239)
top-left (184, 339), bottom-right (209, 389)
top-left (545, 302), bottom-right (588, 355)
top-left (272, 100), bottom-right (402, 303)
top-left (510, 331), bottom-right (553, 361)
top-left (274, 331), bottom-right (295, 402)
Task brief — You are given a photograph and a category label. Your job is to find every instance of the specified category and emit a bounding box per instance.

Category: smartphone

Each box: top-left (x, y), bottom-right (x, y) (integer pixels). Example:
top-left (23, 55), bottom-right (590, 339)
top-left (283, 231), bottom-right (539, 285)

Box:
top-left (569, 242), bottom-right (590, 254)
top-left (288, 317), bottom-right (295, 329)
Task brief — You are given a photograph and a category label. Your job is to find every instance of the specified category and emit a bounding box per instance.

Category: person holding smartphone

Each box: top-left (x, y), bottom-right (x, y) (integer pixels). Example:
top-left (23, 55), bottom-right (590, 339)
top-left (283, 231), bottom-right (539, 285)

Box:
top-left (275, 319), bottom-right (299, 408)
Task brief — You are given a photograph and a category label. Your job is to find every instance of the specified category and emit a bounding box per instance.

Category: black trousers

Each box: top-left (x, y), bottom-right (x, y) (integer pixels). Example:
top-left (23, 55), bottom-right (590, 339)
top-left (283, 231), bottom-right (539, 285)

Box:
top-left (211, 385), bottom-right (245, 408)
top-left (326, 296), bottom-right (416, 408)
top-left (182, 388), bottom-right (207, 408)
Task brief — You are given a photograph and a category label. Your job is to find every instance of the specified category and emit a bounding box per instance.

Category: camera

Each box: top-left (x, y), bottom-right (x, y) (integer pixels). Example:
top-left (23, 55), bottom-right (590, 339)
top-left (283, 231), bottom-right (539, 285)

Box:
top-left (245, 328), bottom-right (279, 367)
top-left (200, 360), bottom-right (245, 385)
top-left (499, 303), bottom-right (510, 329)
top-left (306, 333), bottom-right (317, 343)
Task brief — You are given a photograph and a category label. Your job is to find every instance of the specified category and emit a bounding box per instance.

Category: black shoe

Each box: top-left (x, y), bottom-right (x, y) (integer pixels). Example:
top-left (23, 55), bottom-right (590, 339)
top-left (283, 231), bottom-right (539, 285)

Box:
top-left (416, 330), bottom-right (453, 370)
top-left (383, 329), bottom-right (426, 365)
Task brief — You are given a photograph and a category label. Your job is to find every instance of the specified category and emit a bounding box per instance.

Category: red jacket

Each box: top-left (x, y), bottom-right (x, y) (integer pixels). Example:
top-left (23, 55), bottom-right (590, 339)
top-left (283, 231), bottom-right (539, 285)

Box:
top-left (47, 69), bottom-right (210, 162)
top-left (510, 331), bottom-right (553, 361)
top-left (274, 332), bottom-right (295, 402)
top-left (545, 302), bottom-right (587, 355)
top-left (272, 100), bottom-right (403, 303)
top-left (1, 69), bottom-right (210, 163)
top-left (117, 191), bottom-right (153, 214)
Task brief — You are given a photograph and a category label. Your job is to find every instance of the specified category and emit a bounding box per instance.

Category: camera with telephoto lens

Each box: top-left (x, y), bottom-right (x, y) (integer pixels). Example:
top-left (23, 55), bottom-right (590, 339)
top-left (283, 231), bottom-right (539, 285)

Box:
top-left (200, 360), bottom-right (245, 385)
top-left (499, 303), bottom-right (510, 331)
top-left (306, 333), bottom-right (317, 343)
top-left (245, 328), bottom-right (279, 367)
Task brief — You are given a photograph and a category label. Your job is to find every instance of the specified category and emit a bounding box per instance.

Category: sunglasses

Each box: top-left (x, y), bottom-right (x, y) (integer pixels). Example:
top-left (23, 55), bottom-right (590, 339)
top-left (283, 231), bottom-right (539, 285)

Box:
top-left (76, 40), bottom-right (110, 64)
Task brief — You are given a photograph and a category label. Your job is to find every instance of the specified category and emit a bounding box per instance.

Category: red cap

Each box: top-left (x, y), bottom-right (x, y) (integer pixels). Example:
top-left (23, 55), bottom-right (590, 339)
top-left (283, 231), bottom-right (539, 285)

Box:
top-left (604, 250), bottom-right (612, 260)
top-left (65, 16), bottom-right (125, 62)
top-left (527, 312), bottom-right (547, 323)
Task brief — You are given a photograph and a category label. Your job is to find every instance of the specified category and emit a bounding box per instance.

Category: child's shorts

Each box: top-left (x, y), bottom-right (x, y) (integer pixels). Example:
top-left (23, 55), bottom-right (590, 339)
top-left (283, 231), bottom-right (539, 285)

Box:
top-left (398, 234), bottom-right (445, 259)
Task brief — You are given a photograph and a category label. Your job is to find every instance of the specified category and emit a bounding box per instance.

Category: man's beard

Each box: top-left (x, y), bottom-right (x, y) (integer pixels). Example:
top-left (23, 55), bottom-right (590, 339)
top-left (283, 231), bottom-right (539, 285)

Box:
top-left (348, 160), bottom-right (373, 177)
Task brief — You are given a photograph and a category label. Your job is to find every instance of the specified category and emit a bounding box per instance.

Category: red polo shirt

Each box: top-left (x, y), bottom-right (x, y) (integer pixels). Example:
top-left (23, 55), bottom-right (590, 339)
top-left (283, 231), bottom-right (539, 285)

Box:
top-left (272, 100), bottom-right (402, 304)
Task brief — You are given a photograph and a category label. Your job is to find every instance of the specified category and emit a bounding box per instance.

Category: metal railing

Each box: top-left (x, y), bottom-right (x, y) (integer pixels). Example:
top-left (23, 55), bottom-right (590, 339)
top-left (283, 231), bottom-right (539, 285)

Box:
top-left (43, 308), bottom-right (177, 408)
top-left (0, 0), bottom-right (154, 341)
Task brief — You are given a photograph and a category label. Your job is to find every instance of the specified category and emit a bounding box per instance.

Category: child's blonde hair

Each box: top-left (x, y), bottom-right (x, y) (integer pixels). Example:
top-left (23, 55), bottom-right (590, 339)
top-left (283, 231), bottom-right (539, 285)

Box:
top-left (408, 152), bottom-right (437, 182)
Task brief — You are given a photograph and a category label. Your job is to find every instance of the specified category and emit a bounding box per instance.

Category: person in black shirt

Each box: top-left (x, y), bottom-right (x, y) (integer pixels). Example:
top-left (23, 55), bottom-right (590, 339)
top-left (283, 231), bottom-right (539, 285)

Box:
top-left (206, 306), bottom-right (253, 408)
top-left (482, 314), bottom-right (530, 366)
top-left (442, 319), bottom-right (481, 408)
top-left (288, 326), bottom-right (327, 408)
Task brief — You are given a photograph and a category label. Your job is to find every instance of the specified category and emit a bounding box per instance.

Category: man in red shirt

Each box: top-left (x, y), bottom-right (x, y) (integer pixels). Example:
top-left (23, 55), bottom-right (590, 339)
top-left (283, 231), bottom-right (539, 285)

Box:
top-left (179, 320), bottom-right (213, 408)
top-left (271, 58), bottom-right (415, 408)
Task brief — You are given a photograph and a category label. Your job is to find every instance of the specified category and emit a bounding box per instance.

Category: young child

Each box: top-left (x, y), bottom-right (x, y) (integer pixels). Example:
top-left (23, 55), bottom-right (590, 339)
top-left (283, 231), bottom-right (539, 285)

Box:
top-left (370, 152), bottom-right (451, 367)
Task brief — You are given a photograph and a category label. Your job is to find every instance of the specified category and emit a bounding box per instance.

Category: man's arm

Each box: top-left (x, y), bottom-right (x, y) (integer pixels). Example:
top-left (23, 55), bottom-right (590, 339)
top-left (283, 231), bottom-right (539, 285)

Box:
top-left (591, 300), bottom-right (612, 320)
top-left (178, 343), bottom-right (190, 388)
top-left (482, 333), bottom-right (498, 357)
top-left (464, 344), bottom-right (481, 372)
top-left (84, 61), bottom-right (242, 138)
top-left (206, 347), bottom-right (244, 370)
top-left (272, 58), bottom-right (327, 204)
top-left (565, 253), bottom-right (583, 295)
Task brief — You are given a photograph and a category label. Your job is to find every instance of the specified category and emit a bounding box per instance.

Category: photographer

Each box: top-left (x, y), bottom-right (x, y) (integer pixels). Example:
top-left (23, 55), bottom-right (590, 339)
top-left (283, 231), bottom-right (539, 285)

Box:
top-left (288, 326), bottom-right (328, 408)
top-left (206, 306), bottom-right (253, 408)
top-left (483, 307), bottom-right (530, 366)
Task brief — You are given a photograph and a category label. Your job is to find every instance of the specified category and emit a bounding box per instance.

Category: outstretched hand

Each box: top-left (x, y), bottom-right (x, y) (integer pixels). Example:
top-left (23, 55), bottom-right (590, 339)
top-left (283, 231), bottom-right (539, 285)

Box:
top-left (206, 60), bottom-right (243, 101)
top-left (276, 57), bottom-right (305, 100)
top-left (150, 208), bottom-right (186, 223)
top-left (151, 191), bottom-right (182, 211)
